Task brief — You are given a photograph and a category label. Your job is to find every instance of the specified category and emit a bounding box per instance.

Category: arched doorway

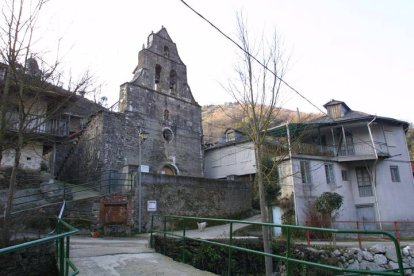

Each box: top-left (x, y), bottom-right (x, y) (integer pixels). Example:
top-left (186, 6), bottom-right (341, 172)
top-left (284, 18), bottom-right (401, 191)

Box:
top-left (160, 164), bottom-right (177, 175)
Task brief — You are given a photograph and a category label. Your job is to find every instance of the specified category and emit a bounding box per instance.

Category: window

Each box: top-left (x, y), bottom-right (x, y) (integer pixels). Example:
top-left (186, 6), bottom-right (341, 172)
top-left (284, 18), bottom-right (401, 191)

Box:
top-left (169, 70), bottom-right (177, 90)
top-left (390, 166), bottom-right (401, 182)
top-left (164, 109), bottom-right (169, 121)
top-left (155, 64), bottom-right (162, 84)
top-left (356, 167), bottom-right (373, 197)
top-left (300, 161), bottom-right (311, 184)
top-left (164, 46), bottom-right (169, 57)
top-left (162, 128), bottom-right (173, 142)
top-left (341, 170), bottom-right (348, 181)
top-left (225, 130), bottom-right (235, 142)
top-left (324, 163), bottom-right (335, 185)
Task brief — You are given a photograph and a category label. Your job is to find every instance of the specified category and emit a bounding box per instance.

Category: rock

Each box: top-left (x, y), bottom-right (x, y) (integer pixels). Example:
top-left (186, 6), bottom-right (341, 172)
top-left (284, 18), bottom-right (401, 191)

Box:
top-left (346, 260), bottom-right (360, 270)
top-left (333, 249), bottom-right (341, 257)
top-left (402, 246), bottom-right (410, 257)
top-left (388, 261), bottom-right (399, 270)
top-left (357, 251), bottom-right (363, 262)
top-left (362, 250), bottom-right (374, 261)
top-left (369, 244), bottom-right (387, 254)
top-left (374, 254), bottom-right (388, 266)
top-left (386, 248), bottom-right (399, 262)
top-left (306, 247), bottom-right (320, 254)
top-left (360, 260), bottom-right (381, 271)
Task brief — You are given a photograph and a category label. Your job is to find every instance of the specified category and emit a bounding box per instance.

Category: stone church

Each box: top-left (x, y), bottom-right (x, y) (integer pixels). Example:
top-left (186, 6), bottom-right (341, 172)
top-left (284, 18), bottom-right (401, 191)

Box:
top-left (45, 28), bottom-right (250, 232)
top-left (59, 27), bottom-right (204, 180)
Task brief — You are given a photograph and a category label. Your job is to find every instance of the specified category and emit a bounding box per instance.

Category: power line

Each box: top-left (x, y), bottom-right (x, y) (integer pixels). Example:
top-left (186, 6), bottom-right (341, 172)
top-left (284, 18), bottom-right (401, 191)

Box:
top-left (179, 0), bottom-right (327, 116)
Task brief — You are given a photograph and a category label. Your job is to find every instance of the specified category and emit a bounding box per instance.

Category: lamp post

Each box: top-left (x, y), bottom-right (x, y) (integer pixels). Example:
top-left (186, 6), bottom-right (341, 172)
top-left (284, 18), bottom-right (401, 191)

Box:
top-left (138, 129), bottom-right (148, 233)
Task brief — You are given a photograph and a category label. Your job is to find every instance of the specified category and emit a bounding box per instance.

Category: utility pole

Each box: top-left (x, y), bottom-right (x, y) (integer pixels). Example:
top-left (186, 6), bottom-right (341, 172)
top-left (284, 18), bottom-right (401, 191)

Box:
top-left (138, 129), bottom-right (148, 232)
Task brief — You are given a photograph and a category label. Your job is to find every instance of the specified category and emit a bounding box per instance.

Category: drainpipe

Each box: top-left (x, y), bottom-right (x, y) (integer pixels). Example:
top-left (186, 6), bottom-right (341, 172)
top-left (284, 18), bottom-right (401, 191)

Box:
top-left (286, 122), bottom-right (299, 225)
top-left (367, 117), bottom-right (382, 229)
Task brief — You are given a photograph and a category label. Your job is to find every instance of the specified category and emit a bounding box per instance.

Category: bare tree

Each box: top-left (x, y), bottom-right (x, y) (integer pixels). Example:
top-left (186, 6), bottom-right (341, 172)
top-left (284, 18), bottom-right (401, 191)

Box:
top-left (225, 15), bottom-right (288, 275)
top-left (0, 0), bottom-right (93, 245)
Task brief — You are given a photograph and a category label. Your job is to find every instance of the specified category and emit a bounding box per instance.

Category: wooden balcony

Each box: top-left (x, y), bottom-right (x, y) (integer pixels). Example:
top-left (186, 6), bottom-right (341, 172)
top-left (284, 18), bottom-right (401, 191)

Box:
top-left (292, 141), bottom-right (389, 161)
top-left (6, 113), bottom-right (69, 137)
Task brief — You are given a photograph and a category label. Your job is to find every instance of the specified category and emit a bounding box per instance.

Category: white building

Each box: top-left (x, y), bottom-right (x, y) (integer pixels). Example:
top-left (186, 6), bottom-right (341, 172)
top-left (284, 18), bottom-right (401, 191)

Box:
top-left (204, 100), bottom-right (414, 228)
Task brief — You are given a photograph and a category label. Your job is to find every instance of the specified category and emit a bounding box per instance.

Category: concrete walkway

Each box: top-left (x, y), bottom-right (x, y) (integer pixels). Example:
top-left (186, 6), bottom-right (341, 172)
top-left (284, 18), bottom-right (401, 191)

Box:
top-left (171, 214), bottom-right (262, 239)
top-left (69, 216), bottom-right (262, 275)
top-left (70, 236), bottom-right (215, 276)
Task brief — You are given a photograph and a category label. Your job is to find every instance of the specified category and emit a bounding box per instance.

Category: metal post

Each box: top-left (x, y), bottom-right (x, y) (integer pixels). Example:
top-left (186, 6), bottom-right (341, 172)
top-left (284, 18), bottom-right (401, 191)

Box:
top-left (182, 218), bottom-right (186, 263)
top-left (150, 215), bottom-right (154, 248)
top-left (138, 134), bottom-right (142, 233)
top-left (286, 227), bottom-right (292, 276)
top-left (228, 222), bottom-right (233, 276)
top-left (394, 221), bottom-right (400, 243)
top-left (65, 237), bottom-right (70, 276)
top-left (356, 221), bottom-right (362, 249)
top-left (163, 216), bottom-right (167, 255)
top-left (59, 237), bottom-right (64, 276)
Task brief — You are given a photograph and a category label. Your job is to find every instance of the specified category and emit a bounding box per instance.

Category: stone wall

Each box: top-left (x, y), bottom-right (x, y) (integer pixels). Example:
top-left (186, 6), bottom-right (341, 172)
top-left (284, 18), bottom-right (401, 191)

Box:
top-left (286, 244), bottom-right (414, 275)
top-left (59, 111), bottom-right (126, 182)
top-left (139, 174), bottom-right (251, 230)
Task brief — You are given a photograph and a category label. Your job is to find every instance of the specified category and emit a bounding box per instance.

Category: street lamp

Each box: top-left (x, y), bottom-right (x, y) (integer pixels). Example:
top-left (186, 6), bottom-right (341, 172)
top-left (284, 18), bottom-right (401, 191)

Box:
top-left (138, 129), bottom-right (148, 232)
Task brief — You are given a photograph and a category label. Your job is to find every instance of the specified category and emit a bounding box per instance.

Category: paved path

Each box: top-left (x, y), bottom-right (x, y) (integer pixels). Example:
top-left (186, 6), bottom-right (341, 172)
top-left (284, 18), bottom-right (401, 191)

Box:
top-left (172, 214), bottom-right (262, 239)
top-left (70, 236), bottom-right (215, 276)
top-left (69, 215), bottom-right (261, 275)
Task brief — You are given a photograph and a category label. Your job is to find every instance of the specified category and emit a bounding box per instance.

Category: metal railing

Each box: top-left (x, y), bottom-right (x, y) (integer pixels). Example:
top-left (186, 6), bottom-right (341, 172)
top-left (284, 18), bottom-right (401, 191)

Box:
top-left (292, 140), bottom-right (389, 158)
top-left (150, 214), bottom-right (408, 276)
top-left (6, 112), bottom-right (69, 137)
top-left (0, 218), bottom-right (79, 276)
top-left (9, 171), bottom-right (133, 213)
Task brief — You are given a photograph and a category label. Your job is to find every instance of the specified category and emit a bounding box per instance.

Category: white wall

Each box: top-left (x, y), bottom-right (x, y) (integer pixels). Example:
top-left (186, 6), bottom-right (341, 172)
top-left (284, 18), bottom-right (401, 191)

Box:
top-left (1, 142), bottom-right (44, 170)
top-left (204, 141), bottom-right (256, 178)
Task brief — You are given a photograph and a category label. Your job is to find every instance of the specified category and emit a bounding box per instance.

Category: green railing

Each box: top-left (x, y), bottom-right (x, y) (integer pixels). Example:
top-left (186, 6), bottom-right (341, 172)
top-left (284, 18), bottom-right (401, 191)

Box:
top-left (150, 214), bottom-right (408, 276)
top-left (0, 218), bottom-right (79, 276)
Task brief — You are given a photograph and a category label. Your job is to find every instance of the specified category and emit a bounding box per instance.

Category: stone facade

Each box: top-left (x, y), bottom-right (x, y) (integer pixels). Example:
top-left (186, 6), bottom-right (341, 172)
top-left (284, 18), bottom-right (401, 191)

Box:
top-left (60, 27), bottom-right (203, 179)
top-left (119, 27), bottom-right (203, 177)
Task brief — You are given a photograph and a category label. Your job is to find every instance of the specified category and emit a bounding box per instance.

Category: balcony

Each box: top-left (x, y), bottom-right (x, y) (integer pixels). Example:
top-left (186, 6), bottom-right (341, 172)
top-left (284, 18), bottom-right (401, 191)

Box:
top-left (292, 140), bottom-right (389, 161)
top-left (6, 113), bottom-right (69, 137)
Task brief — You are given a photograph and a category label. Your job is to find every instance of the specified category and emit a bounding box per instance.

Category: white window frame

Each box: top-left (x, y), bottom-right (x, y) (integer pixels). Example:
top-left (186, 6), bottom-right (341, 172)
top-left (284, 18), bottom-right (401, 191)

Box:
top-left (356, 167), bottom-right (373, 197)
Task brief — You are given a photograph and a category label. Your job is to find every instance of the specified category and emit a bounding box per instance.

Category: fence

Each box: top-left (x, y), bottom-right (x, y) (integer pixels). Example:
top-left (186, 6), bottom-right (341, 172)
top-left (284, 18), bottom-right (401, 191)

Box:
top-left (0, 218), bottom-right (79, 276)
top-left (7, 171), bottom-right (133, 214)
top-left (305, 220), bottom-right (414, 248)
top-left (150, 214), bottom-right (409, 276)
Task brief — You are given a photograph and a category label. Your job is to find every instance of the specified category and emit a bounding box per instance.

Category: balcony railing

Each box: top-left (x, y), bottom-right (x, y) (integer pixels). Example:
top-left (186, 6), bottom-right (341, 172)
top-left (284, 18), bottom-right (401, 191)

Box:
top-left (292, 140), bottom-right (389, 158)
top-left (6, 112), bottom-right (69, 137)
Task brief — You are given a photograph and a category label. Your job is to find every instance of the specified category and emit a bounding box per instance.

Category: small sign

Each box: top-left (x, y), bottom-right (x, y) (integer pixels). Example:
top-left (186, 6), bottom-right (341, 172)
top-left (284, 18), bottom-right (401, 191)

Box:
top-left (140, 165), bottom-right (150, 173)
top-left (147, 200), bottom-right (157, 212)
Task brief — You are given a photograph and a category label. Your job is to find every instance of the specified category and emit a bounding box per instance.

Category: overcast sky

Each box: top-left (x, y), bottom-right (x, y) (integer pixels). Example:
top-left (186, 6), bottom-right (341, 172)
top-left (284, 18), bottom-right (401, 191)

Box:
top-left (30, 0), bottom-right (414, 124)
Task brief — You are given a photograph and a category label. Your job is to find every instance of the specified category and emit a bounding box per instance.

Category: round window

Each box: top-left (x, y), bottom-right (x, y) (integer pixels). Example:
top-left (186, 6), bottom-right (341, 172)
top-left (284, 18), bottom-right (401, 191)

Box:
top-left (162, 128), bottom-right (173, 142)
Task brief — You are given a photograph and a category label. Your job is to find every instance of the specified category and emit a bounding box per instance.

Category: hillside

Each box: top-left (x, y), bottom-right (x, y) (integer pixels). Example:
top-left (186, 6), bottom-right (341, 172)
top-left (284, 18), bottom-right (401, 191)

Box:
top-left (202, 103), bottom-right (320, 143)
